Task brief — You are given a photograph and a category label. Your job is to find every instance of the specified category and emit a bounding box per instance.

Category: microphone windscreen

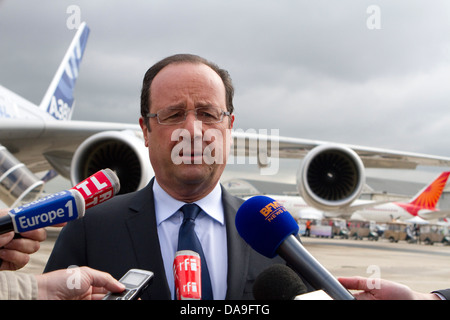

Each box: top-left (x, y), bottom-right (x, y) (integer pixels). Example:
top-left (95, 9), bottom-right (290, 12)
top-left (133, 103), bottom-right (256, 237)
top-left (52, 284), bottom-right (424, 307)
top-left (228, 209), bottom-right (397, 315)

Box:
top-left (102, 168), bottom-right (120, 195)
top-left (253, 264), bottom-right (307, 300)
top-left (235, 195), bottom-right (299, 258)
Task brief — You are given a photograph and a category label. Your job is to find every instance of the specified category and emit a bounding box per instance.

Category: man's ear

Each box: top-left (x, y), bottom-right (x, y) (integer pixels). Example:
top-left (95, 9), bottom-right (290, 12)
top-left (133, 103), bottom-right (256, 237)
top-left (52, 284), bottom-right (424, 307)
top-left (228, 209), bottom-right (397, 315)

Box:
top-left (139, 117), bottom-right (150, 147)
top-left (229, 114), bottom-right (235, 129)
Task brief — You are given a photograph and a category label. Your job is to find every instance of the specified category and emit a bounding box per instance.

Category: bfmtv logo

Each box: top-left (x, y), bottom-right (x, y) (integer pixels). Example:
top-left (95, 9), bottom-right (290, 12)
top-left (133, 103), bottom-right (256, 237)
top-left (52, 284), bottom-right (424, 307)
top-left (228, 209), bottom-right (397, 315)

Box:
top-left (259, 200), bottom-right (286, 222)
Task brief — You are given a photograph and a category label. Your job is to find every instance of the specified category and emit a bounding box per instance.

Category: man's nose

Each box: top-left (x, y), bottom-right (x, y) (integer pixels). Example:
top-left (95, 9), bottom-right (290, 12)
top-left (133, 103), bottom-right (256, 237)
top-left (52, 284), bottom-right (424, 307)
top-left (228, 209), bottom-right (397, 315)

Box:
top-left (182, 110), bottom-right (203, 138)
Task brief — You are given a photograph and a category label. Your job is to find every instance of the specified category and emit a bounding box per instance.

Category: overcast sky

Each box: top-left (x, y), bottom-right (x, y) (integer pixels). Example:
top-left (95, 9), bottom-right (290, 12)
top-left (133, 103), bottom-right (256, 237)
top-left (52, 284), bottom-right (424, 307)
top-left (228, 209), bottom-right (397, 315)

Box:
top-left (1, 0), bottom-right (450, 175)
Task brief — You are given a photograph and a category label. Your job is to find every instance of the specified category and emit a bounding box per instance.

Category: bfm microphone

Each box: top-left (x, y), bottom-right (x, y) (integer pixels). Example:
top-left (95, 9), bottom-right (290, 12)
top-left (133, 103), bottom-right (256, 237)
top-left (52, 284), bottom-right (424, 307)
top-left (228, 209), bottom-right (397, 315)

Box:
top-left (235, 195), bottom-right (355, 300)
top-left (0, 169), bottom-right (120, 235)
top-left (173, 250), bottom-right (202, 300)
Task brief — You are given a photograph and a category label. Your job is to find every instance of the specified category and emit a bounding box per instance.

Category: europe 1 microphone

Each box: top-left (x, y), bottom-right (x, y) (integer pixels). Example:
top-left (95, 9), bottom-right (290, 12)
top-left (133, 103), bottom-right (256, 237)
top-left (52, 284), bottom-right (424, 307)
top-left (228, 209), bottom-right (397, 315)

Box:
top-left (235, 195), bottom-right (355, 300)
top-left (0, 169), bottom-right (120, 235)
top-left (0, 189), bottom-right (85, 234)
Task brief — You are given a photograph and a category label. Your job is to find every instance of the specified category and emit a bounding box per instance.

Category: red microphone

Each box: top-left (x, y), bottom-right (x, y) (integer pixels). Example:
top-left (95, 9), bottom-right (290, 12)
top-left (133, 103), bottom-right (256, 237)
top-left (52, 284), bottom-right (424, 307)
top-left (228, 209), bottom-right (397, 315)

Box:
top-left (71, 168), bottom-right (120, 209)
top-left (173, 250), bottom-right (202, 300)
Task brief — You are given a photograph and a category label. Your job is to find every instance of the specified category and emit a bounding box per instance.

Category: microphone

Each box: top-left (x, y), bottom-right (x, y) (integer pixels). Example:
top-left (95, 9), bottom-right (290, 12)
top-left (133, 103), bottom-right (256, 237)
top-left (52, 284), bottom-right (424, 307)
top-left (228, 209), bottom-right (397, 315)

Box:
top-left (0, 169), bottom-right (120, 235)
top-left (0, 189), bottom-right (85, 234)
top-left (235, 195), bottom-right (355, 300)
top-left (253, 264), bottom-right (332, 300)
top-left (71, 168), bottom-right (120, 209)
top-left (253, 264), bottom-right (307, 300)
top-left (173, 250), bottom-right (202, 300)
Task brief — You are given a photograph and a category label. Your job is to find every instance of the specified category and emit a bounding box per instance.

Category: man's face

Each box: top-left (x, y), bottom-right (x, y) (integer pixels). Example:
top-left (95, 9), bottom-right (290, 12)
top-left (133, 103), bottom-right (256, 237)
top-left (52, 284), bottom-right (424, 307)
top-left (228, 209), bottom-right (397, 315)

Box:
top-left (139, 62), bottom-right (234, 200)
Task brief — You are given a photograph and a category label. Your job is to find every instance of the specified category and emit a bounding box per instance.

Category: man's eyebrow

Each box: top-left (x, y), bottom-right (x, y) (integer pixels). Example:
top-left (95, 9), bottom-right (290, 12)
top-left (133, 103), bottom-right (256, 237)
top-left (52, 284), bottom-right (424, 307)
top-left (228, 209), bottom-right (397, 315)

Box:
top-left (164, 102), bottom-right (186, 109)
top-left (194, 102), bottom-right (219, 108)
top-left (162, 102), bottom-right (219, 110)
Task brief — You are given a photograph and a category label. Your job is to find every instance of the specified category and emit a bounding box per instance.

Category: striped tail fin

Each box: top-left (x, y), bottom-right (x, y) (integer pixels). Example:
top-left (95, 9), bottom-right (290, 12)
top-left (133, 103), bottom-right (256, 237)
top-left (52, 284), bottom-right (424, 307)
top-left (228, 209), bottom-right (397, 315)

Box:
top-left (39, 22), bottom-right (90, 120)
top-left (408, 171), bottom-right (450, 210)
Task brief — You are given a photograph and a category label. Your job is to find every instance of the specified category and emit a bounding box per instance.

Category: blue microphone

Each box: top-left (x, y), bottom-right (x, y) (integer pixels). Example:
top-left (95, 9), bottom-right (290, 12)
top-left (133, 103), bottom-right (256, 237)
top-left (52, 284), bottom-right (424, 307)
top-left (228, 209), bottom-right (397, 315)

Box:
top-left (235, 195), bottom-right (354, 300)
top-left (235, 195), bottom-right (299, 258)
top-left (0, 189), bottom-right (85, 234)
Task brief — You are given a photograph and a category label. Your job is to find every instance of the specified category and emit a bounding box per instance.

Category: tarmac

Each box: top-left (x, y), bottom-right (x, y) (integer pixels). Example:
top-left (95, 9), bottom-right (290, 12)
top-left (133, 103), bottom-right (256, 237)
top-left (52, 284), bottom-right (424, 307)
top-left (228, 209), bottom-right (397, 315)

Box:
top-left (19, 229), bottom-right (450, 295)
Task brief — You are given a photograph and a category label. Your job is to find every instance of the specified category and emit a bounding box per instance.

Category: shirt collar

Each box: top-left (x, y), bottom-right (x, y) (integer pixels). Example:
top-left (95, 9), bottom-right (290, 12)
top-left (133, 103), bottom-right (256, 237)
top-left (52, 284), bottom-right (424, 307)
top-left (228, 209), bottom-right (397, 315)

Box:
top-left (153, 178), bottom-right (224, 226)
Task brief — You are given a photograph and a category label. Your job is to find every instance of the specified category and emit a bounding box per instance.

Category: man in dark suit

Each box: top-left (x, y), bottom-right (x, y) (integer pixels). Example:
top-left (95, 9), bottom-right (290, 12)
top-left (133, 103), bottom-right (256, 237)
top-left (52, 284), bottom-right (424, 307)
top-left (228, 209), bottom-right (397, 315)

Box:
top-left (44, 54), bottom-right (285, 299)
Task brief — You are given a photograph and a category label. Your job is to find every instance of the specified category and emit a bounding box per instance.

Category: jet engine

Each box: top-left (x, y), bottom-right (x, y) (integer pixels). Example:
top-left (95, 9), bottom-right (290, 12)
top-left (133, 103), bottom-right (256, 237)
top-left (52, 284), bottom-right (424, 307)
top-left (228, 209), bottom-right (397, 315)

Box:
top-left (0, 145), bottom-right (44, 207)
top-left (296, 144), bottom-right (365, 211)
top-left (70, 130), bottom-right (153, 194)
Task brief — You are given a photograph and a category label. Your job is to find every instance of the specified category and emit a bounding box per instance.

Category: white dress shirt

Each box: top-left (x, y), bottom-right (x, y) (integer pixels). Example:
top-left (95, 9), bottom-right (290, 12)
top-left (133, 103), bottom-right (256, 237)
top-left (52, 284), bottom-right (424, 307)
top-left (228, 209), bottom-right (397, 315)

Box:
top-left (153, 178), bottom-right (228, 300)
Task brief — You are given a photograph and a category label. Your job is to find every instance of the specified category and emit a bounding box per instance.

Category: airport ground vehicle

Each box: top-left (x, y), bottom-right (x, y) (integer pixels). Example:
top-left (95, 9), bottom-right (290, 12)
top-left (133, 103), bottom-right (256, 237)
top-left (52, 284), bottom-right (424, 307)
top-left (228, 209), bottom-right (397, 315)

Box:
top-left (347, 220), bottom-right (378, 241)
top-left (383, 222), bottom-right (408, 243)
top-left (326, 218), bottom-right (349, 239)
top-left (298, 218), bottom-right (349, 238)
top-left (419, 224), bottom-right (450, 245)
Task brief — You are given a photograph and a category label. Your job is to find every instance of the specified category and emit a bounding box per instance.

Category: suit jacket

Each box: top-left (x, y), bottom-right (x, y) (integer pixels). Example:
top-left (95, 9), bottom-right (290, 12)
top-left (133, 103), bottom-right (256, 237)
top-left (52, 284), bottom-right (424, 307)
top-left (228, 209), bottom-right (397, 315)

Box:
top-left (433, 289), bottom-right (450, 300)
top-left (44, 179), bottom-right (285, 300)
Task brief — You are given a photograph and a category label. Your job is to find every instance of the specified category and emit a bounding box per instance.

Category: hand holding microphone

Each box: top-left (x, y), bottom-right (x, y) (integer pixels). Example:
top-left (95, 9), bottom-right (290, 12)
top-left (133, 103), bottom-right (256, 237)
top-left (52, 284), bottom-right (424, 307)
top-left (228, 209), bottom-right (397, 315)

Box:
top-left (235, 195), bottom-right (355, 300)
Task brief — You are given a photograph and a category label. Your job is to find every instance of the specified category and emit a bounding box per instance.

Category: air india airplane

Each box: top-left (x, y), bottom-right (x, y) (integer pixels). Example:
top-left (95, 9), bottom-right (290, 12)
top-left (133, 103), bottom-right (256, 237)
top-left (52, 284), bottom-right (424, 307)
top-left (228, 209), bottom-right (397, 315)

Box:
top-left (270, 171), bottom-right (450, 223)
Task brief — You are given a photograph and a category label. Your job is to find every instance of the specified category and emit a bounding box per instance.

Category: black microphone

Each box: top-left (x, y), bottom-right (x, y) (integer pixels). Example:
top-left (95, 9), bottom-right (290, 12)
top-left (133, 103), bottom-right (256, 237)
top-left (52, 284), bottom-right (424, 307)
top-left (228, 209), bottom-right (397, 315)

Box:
top-left (0, 189), bottom-right (85, 234)
top-left (253, 264), bottom-right (307, 300)
top-left (235, 195), bottom-right (355, 300)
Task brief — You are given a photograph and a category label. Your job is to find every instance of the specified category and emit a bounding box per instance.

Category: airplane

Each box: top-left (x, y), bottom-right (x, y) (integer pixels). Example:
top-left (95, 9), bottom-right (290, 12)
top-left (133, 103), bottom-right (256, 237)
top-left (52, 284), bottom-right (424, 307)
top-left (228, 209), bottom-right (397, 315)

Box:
top-left (3, 22), bottom-right (450, 212)
top-left (267, 171), bottom-right (450, 223)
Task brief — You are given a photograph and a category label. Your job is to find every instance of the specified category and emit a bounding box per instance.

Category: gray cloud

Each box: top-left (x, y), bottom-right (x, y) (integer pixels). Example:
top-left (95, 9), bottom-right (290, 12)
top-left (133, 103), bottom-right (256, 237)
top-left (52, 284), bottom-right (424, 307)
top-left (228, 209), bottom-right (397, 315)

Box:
top-left (1, 0), bottom-right (450, 159)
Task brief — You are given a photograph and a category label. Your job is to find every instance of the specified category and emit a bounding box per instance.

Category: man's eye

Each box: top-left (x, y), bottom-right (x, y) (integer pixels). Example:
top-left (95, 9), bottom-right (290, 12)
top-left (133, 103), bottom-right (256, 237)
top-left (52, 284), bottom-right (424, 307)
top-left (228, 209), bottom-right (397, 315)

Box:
top-left (163, 110), bottom-right (184, 120)
top-left (198, 109), bottom-right (219, 120)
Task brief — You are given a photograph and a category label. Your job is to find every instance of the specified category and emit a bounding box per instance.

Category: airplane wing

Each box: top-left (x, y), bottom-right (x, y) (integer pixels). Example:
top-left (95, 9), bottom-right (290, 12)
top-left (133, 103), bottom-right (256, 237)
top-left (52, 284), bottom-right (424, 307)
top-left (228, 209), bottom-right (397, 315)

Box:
top-left (233, 132), bottom-right (450, 169)
top-left (0, 119), bottom-right (139, 173)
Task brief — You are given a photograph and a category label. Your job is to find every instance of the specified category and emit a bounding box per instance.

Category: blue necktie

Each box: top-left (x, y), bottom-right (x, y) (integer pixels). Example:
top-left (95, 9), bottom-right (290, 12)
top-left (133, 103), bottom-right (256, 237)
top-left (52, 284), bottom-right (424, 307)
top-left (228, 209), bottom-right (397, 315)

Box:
top-left (177, 204), bottom-right (213, 300)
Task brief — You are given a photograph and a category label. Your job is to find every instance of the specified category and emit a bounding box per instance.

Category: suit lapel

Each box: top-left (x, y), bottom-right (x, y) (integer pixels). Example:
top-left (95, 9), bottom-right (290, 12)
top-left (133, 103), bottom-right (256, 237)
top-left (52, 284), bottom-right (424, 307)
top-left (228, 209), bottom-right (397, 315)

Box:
top-left (125, 179), bottom-right (171, 300)
top-left (222, 186), bottom-right (250, 300)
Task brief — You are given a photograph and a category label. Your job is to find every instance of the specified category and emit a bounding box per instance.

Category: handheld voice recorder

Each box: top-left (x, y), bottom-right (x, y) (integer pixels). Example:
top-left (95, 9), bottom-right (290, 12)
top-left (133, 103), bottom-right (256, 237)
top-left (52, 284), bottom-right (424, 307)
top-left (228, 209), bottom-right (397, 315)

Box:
top-left (103, 269), bottom-right (154, 300)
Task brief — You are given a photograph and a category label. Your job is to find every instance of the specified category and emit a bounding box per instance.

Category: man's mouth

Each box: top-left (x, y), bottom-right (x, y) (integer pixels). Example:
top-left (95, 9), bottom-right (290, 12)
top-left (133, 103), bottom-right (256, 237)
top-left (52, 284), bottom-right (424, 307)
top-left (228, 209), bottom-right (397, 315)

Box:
top-left (179, 149), bottom-right (204, 163)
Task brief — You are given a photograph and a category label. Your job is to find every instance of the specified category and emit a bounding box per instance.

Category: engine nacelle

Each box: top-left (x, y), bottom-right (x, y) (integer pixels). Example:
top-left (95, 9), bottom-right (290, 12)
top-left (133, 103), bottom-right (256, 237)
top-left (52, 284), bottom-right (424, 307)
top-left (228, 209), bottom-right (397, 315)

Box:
top-left (71, 130), bottom-right (153, 194)
top-left (0, 145), bottom-right (44, 207)
top-left (296, 144), bottom-right (365, 211)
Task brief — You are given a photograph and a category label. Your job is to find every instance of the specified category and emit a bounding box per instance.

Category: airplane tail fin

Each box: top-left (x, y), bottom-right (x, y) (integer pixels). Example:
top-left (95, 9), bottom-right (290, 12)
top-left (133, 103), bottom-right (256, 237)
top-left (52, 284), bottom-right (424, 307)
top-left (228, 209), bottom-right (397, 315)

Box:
top-left (39, 22), bottom-right (90, 120)
top-left (408, 171), bottom-right (450, 210)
